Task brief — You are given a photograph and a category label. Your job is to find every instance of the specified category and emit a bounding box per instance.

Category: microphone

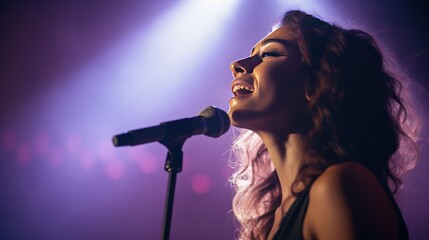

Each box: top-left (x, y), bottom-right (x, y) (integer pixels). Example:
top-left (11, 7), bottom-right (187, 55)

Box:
top-left (112, 106), bottom-right (230, 147)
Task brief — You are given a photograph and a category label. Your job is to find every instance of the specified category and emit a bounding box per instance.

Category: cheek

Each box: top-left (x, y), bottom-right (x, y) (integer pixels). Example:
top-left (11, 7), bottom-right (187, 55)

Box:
top-left (257, 63), bottom-right (305, 104)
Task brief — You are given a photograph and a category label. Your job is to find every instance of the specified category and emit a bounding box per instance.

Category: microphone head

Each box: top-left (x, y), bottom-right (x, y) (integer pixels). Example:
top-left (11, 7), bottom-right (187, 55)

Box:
top-left (198, 106), bottom-right (230, 138)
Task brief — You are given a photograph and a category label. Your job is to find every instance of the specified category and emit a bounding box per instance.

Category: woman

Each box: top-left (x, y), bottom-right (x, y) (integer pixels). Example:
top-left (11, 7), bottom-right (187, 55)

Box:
top-left (228, 10), bottom-right (419, 240)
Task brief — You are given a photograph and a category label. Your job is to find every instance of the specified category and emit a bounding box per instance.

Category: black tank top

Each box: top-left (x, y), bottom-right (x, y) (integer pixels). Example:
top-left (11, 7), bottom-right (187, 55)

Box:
top-left (272, 181), bottom-right (409, 240)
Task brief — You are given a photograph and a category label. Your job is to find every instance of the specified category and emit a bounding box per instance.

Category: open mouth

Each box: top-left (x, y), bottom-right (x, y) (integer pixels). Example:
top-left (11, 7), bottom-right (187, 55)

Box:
top-left (232, 84), bottom-right (254, 97)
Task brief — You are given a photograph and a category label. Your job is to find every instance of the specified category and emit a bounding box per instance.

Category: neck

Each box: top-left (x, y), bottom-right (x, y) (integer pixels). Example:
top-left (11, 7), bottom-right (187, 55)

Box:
top-left (256, 131), bottom-right (307, 201)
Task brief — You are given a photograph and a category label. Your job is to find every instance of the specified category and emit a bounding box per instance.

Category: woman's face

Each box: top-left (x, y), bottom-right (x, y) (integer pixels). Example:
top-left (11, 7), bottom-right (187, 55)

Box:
top-left (228, 25), bottom-right (308, 134)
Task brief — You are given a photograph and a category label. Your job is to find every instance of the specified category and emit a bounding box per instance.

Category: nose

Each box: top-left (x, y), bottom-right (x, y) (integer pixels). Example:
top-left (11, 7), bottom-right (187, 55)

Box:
top-left (230, 57), bottom-right (255, 78)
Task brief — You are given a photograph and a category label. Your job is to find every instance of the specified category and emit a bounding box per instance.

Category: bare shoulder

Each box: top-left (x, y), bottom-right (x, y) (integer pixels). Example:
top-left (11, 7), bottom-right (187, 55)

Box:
top-left (304, 162), bottom-right (400, 240)
top-left (312, 161), bottom-right (380, 194)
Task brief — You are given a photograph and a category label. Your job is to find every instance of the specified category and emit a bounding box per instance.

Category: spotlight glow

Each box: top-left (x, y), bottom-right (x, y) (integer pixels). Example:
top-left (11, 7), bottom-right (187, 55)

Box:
top-left (275, 0), bottom-right (332, 18)
top-left (22, 0), bottom-right (241, 171)
top-left (103, 0), bottom-right (241, 113)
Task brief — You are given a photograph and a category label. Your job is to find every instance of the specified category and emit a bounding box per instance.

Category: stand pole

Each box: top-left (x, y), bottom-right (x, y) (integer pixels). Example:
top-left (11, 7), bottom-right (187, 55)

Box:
top-left (160, 146), bottom-right (183, 240)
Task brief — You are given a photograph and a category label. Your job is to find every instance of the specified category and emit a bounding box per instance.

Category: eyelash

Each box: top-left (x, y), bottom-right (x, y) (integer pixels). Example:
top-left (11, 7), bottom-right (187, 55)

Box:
top-left (259, 51), bottom-right (280, 58)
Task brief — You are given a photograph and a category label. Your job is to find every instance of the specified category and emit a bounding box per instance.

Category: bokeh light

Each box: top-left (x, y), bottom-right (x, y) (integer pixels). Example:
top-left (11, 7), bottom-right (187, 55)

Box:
top-left (191, 173), bottom-right (212, 194)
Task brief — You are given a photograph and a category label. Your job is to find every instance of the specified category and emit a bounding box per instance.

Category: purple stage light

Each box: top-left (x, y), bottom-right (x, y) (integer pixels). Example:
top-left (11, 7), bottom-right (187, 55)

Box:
top-left (192, 173), bottom-right (212, 194)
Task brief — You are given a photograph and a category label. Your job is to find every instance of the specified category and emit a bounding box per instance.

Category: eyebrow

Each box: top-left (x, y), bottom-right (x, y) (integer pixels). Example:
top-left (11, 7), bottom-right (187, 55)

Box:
top-left (250, 38), bottom-right (293, 56)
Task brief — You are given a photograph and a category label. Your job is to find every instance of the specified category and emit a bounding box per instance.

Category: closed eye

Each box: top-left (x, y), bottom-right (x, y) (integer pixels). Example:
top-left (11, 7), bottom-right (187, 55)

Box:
top-left (259, 51), bottom-right (281, 58)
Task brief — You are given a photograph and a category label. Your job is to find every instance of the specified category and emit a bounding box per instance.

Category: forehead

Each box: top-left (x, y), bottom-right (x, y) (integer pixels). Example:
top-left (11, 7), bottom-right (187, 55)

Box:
top-left (252, 25), bottom-right (299, 52)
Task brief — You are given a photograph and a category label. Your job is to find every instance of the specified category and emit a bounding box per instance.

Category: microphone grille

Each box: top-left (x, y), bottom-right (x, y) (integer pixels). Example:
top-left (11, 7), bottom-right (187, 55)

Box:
top-left (198, 106), bottom-right (230, 138)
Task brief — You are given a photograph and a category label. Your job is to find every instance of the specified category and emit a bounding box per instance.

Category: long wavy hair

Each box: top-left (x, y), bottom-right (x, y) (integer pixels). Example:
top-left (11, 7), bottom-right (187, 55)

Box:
top-left (229, 10), bottom-right (420, 239)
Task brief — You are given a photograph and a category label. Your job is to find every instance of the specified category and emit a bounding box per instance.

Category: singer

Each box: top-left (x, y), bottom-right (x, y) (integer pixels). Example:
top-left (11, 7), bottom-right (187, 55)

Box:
top-left (228, 10), bottom-right (419, 239)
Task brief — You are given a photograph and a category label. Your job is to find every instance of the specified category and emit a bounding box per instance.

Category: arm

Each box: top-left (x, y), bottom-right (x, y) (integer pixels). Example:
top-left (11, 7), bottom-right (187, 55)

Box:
top-left (304, 162), bottom-right (400, 240)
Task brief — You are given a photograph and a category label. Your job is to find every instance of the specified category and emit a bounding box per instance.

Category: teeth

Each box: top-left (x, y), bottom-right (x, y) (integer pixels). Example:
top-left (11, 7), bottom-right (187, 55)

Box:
top-left (232, 85), bottom-right (254, 94)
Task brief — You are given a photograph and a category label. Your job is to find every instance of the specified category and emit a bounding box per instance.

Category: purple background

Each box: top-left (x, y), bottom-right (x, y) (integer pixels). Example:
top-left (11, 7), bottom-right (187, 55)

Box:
top-left (1, 0), bottom-right (428, 239)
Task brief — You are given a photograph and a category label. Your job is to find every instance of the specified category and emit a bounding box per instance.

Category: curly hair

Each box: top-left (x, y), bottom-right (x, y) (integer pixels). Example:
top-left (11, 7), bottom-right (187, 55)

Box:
top-left (229, 10), bottom-right (420, 239)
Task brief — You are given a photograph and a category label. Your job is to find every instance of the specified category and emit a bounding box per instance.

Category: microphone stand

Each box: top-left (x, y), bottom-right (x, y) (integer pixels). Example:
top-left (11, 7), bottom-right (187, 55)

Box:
top-left (111, 106), bottom-right (229, 240)
top-left (159, 137), bottom-right (185, 240)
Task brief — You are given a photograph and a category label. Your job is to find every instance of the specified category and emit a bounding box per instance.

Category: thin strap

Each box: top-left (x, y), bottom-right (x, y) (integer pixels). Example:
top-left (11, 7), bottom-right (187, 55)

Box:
top-left (272, 183), bottom-right (313, 240)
